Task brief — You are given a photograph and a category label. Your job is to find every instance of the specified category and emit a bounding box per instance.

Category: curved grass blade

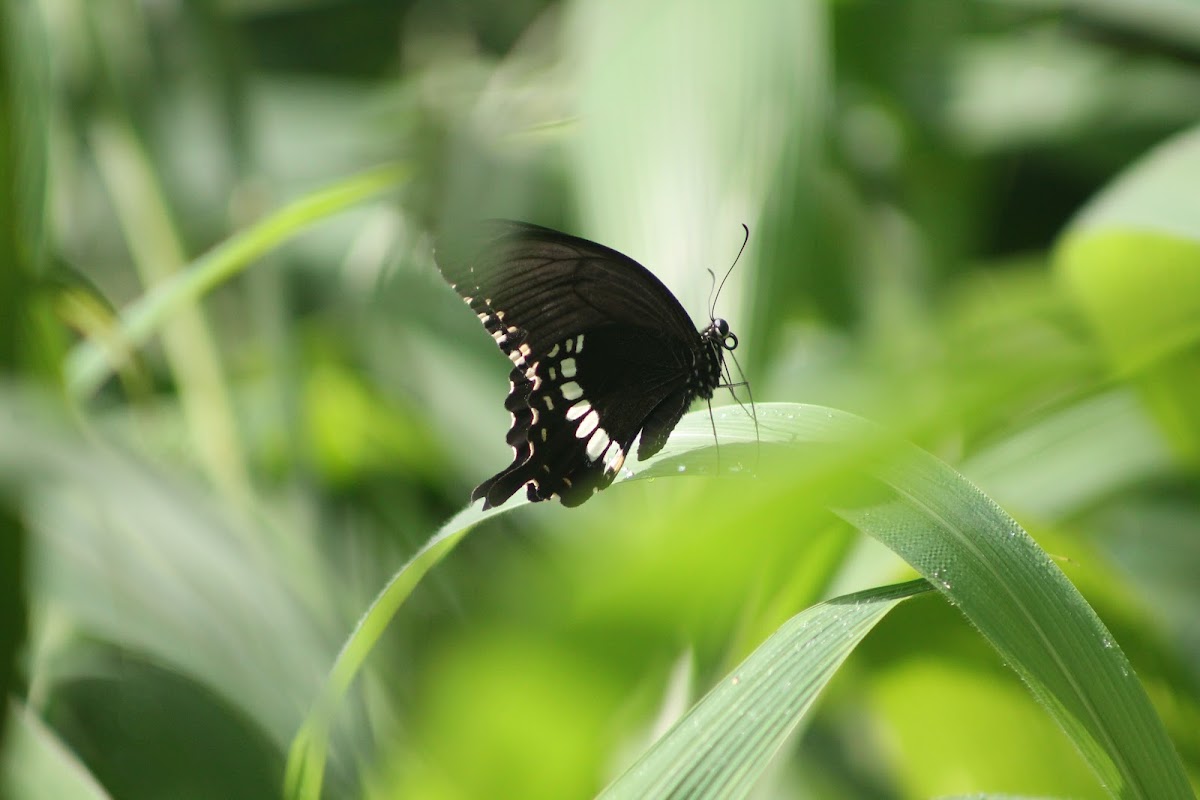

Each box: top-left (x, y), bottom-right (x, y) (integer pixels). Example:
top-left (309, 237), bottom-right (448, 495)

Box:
top-left (1, 702), bottom-right (113, 800)
top-left (287, 402), bottom-right (1191, 800)
top-left (598, 580), bottom-right (932, 800)
top-left (936, 795), bottom-right (1065, 800)
top-left (283, 499), bottom-right (523, 800)
top-left (64, 162), bottom-right (408, 399)
top-left (0, 391), bottom-right (335, 755)
top-left (639, 403), bottom-right (1192, 800)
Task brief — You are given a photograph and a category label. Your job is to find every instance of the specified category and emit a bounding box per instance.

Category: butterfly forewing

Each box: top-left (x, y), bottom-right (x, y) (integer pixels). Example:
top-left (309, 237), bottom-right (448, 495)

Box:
top-left (436, 221), bottom-right (699, 350)
top-left (435, 220), bottom-right (733, 509)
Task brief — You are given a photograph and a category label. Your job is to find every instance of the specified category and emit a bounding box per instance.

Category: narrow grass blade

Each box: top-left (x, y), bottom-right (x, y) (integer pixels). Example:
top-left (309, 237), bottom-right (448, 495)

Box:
top-left (284, 498), bottom-right (518, 800)
top-left (286, 402), bottom-right (1191, 800)
top-left (64, 162), bottom-right (408, 399)
top-left (0, 391), bottom-right (333, 755)
top-left (1, 701), bottom-right (113, 800)
top-left (598, 580), bottom-right (931, 800)
top-left (641, 403), bottom-right (1193, 800)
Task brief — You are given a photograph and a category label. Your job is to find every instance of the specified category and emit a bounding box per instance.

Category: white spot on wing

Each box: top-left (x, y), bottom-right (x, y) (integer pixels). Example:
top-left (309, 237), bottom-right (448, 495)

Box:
top-left (547, 344), bottom-right (560, 358)
top-left (543, 396), bottom-right (555, 411)
top-left (586, 428), bottom-right (610, 460)
top-left (575, 334), bottom-right (585, 353)
top-left (565, 338), bottom-right (574, 354)
top-left (524, 362), bottom-right (541, 390)
top-left (560, 358), bottom-right (577, 378)
top-left (565, 400), bottom-right (591, 421)
top-left (575, 410), bottom-right (599, 438)
top-left (560, 381), bottom-right (583, 401)
top-left (507, 342), bottom-right (531, 370)
top-left (603, 441), bottom-right (626, 473)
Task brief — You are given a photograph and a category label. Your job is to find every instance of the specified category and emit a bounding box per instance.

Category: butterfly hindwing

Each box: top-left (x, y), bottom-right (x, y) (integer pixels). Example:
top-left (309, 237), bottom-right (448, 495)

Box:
top-left (473, 324), bottom-right (695, 508)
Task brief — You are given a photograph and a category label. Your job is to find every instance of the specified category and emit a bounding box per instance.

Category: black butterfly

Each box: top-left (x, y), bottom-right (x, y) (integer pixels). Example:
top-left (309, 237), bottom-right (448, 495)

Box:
top-left (435, 220), bottom-right (741, 509)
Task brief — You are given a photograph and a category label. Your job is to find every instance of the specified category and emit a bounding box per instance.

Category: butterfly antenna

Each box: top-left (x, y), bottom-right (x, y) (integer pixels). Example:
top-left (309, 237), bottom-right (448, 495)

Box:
top-left (705, 268), bottom-right (718, 321)
top-left (711, 224), bottom-right (750, 320)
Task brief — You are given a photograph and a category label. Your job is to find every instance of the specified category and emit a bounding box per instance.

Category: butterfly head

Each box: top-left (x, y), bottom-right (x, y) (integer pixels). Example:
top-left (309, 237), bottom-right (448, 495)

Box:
top-left (705, 317), bottom-right (738, 351)
top-left (704, 225), bottom-right (748, 355)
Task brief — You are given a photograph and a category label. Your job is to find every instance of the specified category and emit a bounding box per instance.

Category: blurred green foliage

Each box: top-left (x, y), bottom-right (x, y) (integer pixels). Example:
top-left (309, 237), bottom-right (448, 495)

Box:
top-left (2, 0), bottom-right (1200, 798)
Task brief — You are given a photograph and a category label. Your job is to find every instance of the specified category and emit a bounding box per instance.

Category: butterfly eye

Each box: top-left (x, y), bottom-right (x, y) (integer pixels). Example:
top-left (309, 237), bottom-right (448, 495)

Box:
top-left (713, 318), bottom-right (730, 337)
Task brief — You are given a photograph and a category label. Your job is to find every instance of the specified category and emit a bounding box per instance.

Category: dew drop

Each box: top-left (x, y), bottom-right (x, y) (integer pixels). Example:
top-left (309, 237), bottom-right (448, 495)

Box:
top-left (931, 566), bottom-right (953, 590)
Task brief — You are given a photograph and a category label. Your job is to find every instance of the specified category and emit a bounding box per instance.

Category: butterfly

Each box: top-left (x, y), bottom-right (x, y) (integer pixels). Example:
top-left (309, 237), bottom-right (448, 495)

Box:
top-left (434, 220), bottom-right (742, 509)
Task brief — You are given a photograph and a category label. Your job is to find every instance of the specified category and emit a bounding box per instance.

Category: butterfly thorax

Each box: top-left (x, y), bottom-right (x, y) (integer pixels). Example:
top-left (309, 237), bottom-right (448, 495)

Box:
top-left (692, 317), bottom-right (736, 401)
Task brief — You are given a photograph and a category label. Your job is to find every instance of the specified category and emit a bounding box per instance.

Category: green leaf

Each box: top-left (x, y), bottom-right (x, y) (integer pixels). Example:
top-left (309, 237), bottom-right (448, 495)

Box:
top-left (1056, 125), bottom-right (1200, 462)
top-left (1, 702), bottom-right (112, 800)
top-left (561, 0), bottom-right (827, 359)
top-left (597, 580), bottom-right (931, 800)
top-left (935, 795), bottom-right (1064, 800)
top-left (651, 405), bottom-right (1192, 799)
top-left (283, 504), bottom-right (494, 800)
top-left (0, 390), bottom-right (335, 756)
top-left (63, 162), bottom-right (408, 399)
top-left (287, 403), bottom-right (1190, 800)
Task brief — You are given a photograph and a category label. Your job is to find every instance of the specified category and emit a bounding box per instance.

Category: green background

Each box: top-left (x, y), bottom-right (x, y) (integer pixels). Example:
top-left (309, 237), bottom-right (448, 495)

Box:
top-left (2, 1), bottom-right (1199, 798)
